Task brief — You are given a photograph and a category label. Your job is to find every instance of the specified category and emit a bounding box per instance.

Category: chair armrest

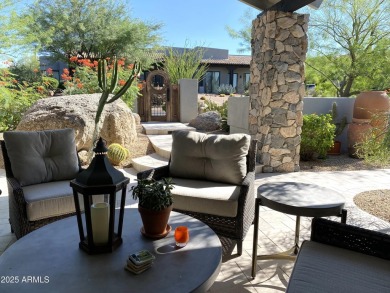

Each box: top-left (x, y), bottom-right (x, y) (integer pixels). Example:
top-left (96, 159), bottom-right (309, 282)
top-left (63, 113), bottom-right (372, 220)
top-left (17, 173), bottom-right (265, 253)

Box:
top-left (239, 171), bottom-right (255, 208)
top-left (242, 171), bottom-right (255, 188)
top-left (311, 218), bottom-right (390, 260)
top-left (137, 165), bottom-right (170, 181)
top-left (247, 140), bottom-right (258, 173)
top-left (7, 176), bottom-right (22, 191)
top-left (7, 176), bottom-right (26, 200)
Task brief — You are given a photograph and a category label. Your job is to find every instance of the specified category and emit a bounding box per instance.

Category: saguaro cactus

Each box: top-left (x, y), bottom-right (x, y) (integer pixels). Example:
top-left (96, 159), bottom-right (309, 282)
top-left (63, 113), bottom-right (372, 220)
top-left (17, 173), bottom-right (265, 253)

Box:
top-left (90, 58), bottom-right (141, 154)
top-left (95, 59), bottom-right (140, 126)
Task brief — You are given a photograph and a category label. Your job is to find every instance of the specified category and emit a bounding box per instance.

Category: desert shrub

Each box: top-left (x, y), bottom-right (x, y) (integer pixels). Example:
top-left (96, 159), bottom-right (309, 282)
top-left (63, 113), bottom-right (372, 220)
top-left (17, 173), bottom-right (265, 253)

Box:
top-left (161, 43), bottom-right (208, 84)
top-left (300, 113), bottom-right (335, 161)
top-left (0, 68), bottom-right (41, 131)
top-left (355, 113), bottom-right (390, 166)
top-left (8, 57), bottom-right (42, 84)
top-left (62, 66), bottom-right (99, 95)
top-left (217, 84), bottom-right (235, 95)
top-left (61, 57), bottom-right (140, 109)
top-left (42, 76), bottom-right (59, 93)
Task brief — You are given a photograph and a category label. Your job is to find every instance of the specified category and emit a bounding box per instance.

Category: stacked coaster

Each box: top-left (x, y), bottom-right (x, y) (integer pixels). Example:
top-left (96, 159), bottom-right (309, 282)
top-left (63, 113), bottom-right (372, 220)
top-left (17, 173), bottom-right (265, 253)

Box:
top-left (125, 250), bottom-right (155, 275)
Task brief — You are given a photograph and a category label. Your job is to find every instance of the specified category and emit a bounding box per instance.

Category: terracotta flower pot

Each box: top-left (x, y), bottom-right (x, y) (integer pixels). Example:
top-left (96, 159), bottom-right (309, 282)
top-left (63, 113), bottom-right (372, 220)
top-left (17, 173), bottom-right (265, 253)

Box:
top-left (138, 205), bottom-right (172, 238)
top-left (328, 141), bottom-right (341, 155)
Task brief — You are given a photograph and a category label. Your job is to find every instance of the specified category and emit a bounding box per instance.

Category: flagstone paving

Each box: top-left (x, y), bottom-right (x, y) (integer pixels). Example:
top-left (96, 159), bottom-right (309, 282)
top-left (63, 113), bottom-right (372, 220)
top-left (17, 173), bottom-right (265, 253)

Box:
top-left (1, 167), bottom-right (389, 292)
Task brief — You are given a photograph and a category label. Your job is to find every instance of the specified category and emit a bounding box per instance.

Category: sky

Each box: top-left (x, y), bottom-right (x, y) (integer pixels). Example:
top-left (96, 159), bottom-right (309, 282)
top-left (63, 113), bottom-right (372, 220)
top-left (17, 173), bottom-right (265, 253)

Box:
top-left (129, 0), bottom-right (260, 55)
top-left (3, 0), bottom-right (314, 61)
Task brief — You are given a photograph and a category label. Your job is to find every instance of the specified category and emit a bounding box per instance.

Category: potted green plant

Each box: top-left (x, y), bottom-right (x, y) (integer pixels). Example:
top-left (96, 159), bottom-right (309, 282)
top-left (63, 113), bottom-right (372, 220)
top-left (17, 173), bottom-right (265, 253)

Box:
top-left (131, 172), bottom-right (174, 239)
top-left (328, 102), bottom-right (347, 155)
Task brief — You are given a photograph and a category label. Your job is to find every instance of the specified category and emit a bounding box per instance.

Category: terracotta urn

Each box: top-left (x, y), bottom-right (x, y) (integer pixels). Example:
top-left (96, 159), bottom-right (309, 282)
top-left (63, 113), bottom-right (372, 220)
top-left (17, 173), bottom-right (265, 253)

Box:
top-left (353, 91), bottom-right (390, 120)
top-left (347, 91), bottom-right (390, 157)
top-left (347, 119), bottom-right (372, 157)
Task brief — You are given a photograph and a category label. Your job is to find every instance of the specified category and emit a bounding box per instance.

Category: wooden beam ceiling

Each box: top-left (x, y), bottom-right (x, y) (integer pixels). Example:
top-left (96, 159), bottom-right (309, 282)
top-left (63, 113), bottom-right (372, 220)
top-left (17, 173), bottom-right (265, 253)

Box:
top-left (238, 0), bottom-right (278, 11)
top-left (269, 0), bottom-right (315, 12)
top-left (239, 0), bottom-right (322, 12)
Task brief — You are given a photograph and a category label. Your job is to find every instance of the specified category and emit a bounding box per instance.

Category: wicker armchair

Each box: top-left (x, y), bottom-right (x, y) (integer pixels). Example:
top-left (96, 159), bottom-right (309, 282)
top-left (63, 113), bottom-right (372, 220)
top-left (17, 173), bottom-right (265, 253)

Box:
top-left (310, 218), bottom-right (390, 260)
top-left (286, 218), bottom-right (390, 292)
top-left (137, 131), bottom-right (257, 255)
top-left (1, 129), bottom-right (82, 239)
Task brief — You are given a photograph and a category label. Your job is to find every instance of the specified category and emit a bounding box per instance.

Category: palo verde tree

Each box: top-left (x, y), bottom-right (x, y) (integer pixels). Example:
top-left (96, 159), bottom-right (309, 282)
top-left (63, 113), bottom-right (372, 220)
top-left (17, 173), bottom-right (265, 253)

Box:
top-left (0, 0), bottom-right (30, 60)
top-left (308, 0), bottom-right (390, 97)
top-left (227, 1), bottom-right (389, 97)
top-left (0, 1), bottom-right (12, 49)
top-left (15, 0), bottom-right (162, 64)
top-left (225, 9), bottom-right (254, 54)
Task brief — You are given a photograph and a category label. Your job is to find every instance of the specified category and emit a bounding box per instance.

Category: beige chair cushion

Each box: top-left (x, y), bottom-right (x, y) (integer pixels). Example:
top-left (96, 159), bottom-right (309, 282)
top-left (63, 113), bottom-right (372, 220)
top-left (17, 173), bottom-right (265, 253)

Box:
top-left (287, 241), bottom-right (390, 292)
top-left (171, 178), bottom-right (241, 217)
top-left (23, 181), bottom-right (104, 221)
top-left (4, 128), bottom-right (79, 187)
top-left (23, 180), bottom-right (78, 221)
top-left (170, 131), bottom-right (250, 185)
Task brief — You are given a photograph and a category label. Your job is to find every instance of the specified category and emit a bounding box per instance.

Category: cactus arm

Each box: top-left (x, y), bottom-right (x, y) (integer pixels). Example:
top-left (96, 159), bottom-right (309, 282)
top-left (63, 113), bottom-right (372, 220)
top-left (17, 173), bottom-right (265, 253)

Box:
top-left (109, 59), bottom-right (119, 93)
top-left (108, 76), bottom-right (135, 103)
top-left (102, 60), bottom-right (108, 90)
top-left (98, 60), bottom-right (104, 90)
top-left (98, 59), bottom-right (108, 91)
top-left (107, 62), bottom-right (141, 103)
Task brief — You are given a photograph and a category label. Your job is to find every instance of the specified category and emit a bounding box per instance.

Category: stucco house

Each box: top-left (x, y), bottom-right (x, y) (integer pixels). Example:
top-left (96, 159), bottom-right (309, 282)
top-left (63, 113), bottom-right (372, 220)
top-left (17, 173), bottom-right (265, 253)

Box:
top-left (39, 47), bottom-right (250, 94)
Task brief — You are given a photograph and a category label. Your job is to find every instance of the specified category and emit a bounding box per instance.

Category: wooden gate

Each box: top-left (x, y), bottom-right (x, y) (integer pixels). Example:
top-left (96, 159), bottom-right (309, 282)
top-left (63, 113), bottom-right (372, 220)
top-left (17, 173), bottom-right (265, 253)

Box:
top-left (138, 70), bottom-right (180, 122)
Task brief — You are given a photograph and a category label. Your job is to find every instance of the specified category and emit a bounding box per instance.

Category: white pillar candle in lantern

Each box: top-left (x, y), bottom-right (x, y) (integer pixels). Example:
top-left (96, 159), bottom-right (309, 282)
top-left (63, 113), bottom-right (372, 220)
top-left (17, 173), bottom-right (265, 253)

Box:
top-left (91, 202), bottom-right (110, 245)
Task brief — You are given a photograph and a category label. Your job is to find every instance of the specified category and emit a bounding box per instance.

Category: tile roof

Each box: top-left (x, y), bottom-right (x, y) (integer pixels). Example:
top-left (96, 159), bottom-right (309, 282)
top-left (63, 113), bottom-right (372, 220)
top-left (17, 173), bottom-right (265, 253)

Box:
top-left (201, 55), bottom-right (251, 66)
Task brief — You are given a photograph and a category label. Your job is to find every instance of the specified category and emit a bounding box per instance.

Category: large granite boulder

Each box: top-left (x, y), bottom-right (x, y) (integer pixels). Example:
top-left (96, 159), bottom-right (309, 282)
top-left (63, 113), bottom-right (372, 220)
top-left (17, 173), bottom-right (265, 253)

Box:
top-left (16, 94), bottom-right (137, 152)
top-left (189, 111), bottom-right (221, 131)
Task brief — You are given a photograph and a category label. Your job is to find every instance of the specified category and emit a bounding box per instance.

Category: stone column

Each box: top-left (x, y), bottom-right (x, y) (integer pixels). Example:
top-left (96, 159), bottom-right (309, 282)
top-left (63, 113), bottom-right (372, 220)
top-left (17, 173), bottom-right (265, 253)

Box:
top-left (249, 11), bottom-right (309, 172)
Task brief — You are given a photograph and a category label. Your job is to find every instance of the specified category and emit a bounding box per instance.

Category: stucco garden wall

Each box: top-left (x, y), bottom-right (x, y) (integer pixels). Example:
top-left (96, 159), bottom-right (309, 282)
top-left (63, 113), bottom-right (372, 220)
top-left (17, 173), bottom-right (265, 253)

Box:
top-left (228, 96), bottom-right (356, 153)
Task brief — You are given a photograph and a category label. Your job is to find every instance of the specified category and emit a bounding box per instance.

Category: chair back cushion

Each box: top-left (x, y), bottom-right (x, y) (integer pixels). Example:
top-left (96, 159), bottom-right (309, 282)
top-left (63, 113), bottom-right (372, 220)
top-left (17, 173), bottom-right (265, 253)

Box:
top-left (4, 128), bottom-right (79, 186)
top-left (170, 131), bottom-right (250, 185)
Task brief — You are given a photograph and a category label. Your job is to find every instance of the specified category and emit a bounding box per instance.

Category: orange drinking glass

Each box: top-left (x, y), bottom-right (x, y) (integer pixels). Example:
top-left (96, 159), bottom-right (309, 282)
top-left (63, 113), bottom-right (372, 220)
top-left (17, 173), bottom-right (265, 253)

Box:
top-left (174, 226), bottom-right (189, 247)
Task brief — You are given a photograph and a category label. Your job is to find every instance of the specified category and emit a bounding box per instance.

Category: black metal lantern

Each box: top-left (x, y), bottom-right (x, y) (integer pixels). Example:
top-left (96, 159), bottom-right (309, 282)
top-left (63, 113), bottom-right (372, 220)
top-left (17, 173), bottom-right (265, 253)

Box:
top-left (70, 138), bottom-right (129, 254)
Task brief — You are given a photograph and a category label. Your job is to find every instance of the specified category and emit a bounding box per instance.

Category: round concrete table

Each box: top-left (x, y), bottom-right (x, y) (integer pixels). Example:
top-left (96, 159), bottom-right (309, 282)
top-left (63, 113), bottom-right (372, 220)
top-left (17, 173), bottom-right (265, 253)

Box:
top-left (251, 182), bottom-right (347, 278)
top-left (0, 210), bottom-right (221, 293)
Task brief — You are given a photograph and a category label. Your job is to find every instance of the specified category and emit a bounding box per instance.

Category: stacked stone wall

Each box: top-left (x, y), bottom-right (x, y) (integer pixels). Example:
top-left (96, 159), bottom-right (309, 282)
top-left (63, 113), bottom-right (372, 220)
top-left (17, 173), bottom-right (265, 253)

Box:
top-left (250, 11), bottom-right (309, 172)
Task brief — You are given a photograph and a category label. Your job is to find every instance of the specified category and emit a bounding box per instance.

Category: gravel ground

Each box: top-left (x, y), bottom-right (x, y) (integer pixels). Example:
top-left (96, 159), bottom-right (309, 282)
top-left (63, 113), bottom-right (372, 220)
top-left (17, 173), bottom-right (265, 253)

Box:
top-left (354, 190), bottom-right (390, 223)
top-left (300, 153), bottom-right (390, 171)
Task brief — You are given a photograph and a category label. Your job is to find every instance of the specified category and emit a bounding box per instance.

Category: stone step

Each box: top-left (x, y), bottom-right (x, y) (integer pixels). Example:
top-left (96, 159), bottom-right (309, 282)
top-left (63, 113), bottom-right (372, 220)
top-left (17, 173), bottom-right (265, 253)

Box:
top-left (130, 153), bottom-right (169, 172)
top-left (255, 163), bottom-right (263, 174)
top-left (142, 122), bottom-right (196, 135)
top-left (148, 135), bottom-right (172, 159)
